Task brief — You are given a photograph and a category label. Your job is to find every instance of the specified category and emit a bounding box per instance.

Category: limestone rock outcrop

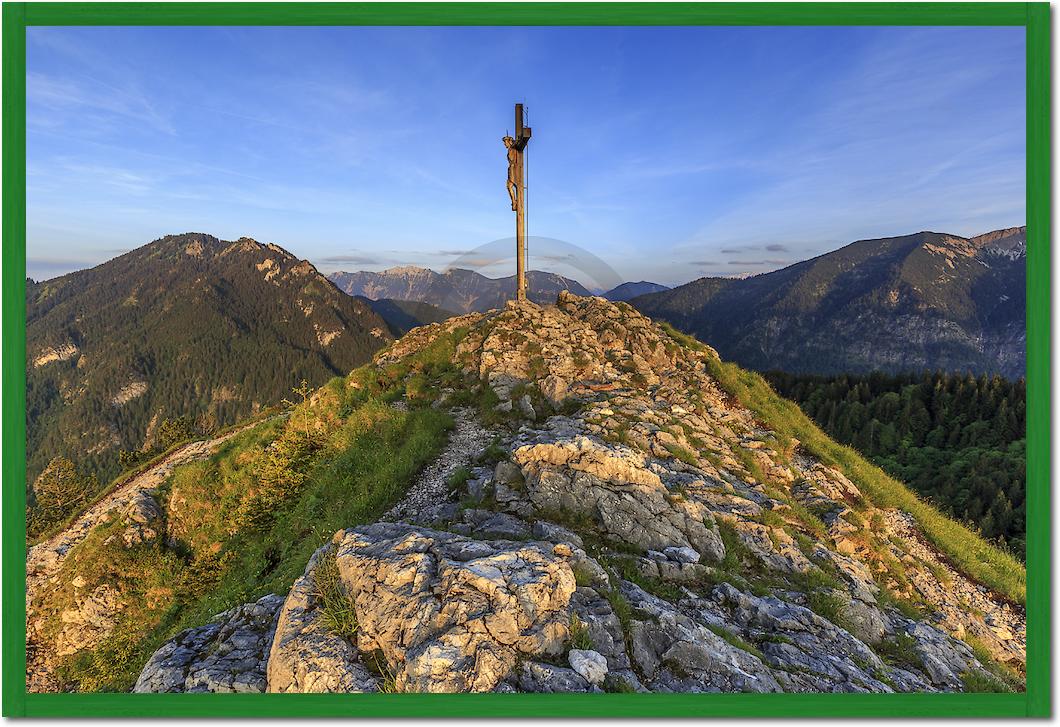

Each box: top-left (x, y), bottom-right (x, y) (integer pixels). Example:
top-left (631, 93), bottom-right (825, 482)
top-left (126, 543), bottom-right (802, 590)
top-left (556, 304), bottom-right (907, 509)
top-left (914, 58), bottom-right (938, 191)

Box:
top-left (335, 523), bottom-right (576, 693)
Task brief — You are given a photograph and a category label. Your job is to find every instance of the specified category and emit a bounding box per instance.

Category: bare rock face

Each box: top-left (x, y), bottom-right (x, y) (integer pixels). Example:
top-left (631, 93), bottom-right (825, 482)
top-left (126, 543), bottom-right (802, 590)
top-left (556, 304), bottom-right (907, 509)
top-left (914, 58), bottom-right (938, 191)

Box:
top-left (568, 648), bottom-right (608, 685)
top-left (620, 582), bottom-right (784, 693)
top-left (514, 661), bottom-right (594, 693)
top-left (514, 433), bottom-right (725, 563)
top-left (55, 584), bottom-right (124, 657)
top-left (118, 491), bottom-right (164, 548)
top-left (268, 549), bottom-right (378, 693)
top-left (134, 594), bottom-right (284, 693)
top-left (334, 523), bottom-right (577, 693)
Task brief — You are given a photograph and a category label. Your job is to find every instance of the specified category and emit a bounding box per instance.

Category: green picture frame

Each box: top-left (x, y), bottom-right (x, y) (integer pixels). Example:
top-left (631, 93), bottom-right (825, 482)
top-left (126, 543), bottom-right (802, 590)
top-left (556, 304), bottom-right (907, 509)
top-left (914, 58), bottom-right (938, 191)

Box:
top-left (1, 2), bottom-right (1050, 717)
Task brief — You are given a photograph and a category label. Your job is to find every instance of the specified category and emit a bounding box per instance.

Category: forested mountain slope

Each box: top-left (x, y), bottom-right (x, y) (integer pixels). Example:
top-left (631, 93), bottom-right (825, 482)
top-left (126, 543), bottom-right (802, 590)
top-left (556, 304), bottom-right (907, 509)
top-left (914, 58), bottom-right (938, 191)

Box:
top-left (26, 233), bottom-right (392, 515)
top-left (631, 227), bottom-right (1026, 377)
top-left (358, 297), bottom-right (456, 336)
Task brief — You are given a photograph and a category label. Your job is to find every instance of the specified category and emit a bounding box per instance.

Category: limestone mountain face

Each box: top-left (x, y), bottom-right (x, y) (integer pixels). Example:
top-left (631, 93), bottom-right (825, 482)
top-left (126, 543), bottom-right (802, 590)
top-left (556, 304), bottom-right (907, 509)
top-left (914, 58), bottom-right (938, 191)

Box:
top-left (26, 233), bottom-right (392, 489)
top-left (631, 227), bottom-right (1026, 377)
top-left (328, 265), bottom-right (591, 313)
top-left (120, 293), bottom-right (1023, 694)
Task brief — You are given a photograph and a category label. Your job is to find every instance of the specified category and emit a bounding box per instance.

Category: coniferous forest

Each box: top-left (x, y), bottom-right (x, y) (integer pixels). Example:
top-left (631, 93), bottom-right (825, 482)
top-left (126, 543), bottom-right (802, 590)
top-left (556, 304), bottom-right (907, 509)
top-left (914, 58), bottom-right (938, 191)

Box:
top-left (765, 370), bottom-right (1026, 557)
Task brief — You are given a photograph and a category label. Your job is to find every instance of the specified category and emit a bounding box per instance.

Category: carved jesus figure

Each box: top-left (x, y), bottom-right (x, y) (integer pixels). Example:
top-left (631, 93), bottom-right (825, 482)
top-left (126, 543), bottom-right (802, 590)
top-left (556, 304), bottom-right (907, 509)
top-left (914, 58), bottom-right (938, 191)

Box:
top-left (504, 136), bottom-right (519, 211)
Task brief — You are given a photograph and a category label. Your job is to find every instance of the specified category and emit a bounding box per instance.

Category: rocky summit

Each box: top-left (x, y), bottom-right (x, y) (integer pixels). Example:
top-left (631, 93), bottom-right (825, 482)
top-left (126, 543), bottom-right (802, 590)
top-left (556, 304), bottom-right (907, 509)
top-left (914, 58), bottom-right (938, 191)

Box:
top-left (35, 292), bottom-right (1024, 694)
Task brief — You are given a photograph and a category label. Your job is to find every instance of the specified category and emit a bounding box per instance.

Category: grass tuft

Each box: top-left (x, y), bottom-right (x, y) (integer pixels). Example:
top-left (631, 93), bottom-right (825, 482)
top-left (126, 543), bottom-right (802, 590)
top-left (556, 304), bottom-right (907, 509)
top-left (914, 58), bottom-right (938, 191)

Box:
top-left (568, 614), bottom-right (595, 651)
top-left (314, 548), bottom-right (358, 638)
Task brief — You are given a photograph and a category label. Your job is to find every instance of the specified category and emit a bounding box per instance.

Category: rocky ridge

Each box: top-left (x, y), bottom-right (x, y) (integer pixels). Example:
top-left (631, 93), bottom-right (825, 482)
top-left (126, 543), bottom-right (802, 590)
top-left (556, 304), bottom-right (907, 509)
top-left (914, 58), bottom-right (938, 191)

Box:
top-left (122, 293), bottom-right (1023, 693)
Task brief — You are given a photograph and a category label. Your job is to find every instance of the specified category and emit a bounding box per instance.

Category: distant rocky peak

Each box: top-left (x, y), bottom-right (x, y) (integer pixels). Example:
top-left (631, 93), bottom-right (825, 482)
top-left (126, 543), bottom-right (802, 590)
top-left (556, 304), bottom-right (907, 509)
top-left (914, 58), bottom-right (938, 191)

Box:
top-left (383, 265), bottom-right (433, 276)
top-left (223, 238), bottom-right (265, 256)
top-left (974, 227), bottom-right (1027, 261)
top-left (971, 226), bottom-right (1027, 248)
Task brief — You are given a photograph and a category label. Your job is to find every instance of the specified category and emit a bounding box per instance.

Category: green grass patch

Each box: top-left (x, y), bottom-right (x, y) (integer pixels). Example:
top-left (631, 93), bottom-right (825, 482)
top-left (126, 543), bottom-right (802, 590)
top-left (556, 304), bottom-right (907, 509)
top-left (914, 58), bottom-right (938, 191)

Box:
top-left (874, 631), bottom-right (920, 670)
top-left (446, 466), bottom-right (472, 491)
top-left (805, 590), bottom-right (854, 633)
top-left (663, 443), bottom-right (699, 466)
top-left (605, 554), bottom-right (685, 602)
top-left (476, 438), bottom-right (508, 466)
top-left (716, 519), bottom-right (754, 573)
top-left (568, 614), bottom-right (595, 651)
top-left (961, 670), bottom-right (1014, 693)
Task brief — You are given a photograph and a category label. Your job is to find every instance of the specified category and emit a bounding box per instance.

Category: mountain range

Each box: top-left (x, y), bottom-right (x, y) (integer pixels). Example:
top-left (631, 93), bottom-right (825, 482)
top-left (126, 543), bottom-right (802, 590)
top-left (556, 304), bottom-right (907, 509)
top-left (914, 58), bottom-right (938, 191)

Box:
top-left (630, 227), bottom-right (1026, 378)
top-left (600, 280), bottom-right (671, 301)
top-left (327, 266), bottom-right (664, 313)
top-left (29, 224), bottom-right (1025, 497)
top-left (26, 233), bottom-right (392, 490)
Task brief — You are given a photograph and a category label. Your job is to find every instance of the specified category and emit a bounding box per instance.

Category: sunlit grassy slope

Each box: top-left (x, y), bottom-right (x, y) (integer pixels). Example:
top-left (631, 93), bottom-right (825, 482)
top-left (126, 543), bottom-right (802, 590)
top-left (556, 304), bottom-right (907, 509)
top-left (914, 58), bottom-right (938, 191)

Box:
top-left (659, 323), bottom-right (1026, 605)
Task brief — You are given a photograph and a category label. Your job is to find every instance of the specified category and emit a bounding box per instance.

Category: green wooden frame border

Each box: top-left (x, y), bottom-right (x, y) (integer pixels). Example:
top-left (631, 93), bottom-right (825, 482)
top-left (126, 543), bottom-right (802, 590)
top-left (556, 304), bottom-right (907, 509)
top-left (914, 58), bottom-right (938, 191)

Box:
top-left (1, 2), bottom-right (1050, 718)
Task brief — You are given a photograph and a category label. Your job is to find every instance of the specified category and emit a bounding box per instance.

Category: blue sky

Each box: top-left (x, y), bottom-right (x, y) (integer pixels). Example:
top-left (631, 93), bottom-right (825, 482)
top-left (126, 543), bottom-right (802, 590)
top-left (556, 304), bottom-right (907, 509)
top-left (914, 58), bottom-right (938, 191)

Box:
top-left (27, 25), bottom-right (1025, 286)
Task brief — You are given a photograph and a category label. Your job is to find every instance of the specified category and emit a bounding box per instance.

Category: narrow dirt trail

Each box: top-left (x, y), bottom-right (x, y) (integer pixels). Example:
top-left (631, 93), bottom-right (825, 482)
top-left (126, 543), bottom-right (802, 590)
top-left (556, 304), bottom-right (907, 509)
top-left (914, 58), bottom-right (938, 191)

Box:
top-left (26, 425), bottom-right (255, 611)
top-left (25, 424), bottom-right (265, 692)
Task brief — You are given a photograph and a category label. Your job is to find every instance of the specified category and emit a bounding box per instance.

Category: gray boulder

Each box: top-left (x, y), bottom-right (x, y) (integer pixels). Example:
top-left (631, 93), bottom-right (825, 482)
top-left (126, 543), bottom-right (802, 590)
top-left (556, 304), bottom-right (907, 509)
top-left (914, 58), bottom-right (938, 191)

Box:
top-left (135, 594), bottom-right (284, 693)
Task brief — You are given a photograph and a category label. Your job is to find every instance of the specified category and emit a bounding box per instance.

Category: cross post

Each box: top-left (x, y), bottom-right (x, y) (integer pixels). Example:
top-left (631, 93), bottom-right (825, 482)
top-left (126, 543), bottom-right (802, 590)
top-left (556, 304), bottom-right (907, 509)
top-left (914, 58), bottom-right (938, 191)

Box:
top-left (509, 103), bottom-right (531, 300)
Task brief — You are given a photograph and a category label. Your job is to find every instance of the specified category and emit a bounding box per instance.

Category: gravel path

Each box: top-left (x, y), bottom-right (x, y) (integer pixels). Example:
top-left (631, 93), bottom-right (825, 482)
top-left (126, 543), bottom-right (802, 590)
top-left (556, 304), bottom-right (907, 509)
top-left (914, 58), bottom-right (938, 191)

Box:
top-left (384, 407), bottom-right (494, 522)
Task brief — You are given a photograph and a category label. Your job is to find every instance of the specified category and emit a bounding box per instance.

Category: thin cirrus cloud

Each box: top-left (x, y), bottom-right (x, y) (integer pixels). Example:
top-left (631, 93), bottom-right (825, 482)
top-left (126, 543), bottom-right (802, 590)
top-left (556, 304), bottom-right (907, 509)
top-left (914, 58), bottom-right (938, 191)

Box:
top-left (26, 25), bottom-right (1025, 286)
top-left (319, 254), bottom-right (383, 265)
top-left (719, 244), bottom-right (789, 254)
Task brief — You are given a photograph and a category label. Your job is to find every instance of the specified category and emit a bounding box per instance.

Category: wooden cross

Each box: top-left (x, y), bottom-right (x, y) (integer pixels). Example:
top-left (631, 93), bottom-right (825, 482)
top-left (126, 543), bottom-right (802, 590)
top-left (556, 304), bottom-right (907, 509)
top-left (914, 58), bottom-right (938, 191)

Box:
top-left (509, 103), bottom-right (531, 300)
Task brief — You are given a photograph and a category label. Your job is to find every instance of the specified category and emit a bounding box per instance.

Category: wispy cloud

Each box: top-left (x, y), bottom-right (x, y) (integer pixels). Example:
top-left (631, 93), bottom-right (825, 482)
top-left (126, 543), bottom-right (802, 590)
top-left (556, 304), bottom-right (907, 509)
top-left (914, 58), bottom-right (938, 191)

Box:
top-left (28, 71), bottom-right (175, 135)
top-left (320, 253), bottom-right (382, 265)
top-left (727, 259), bottom-right (789, 267)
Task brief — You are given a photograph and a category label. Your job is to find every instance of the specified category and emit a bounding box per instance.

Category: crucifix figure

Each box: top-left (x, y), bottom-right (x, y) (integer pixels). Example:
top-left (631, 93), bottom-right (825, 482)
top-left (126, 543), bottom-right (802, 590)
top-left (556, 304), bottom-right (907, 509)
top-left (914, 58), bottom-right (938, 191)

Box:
top-left (504, 136), bottom-right (519, 211)
top-left (506, 103), bottom-right (532, 300)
